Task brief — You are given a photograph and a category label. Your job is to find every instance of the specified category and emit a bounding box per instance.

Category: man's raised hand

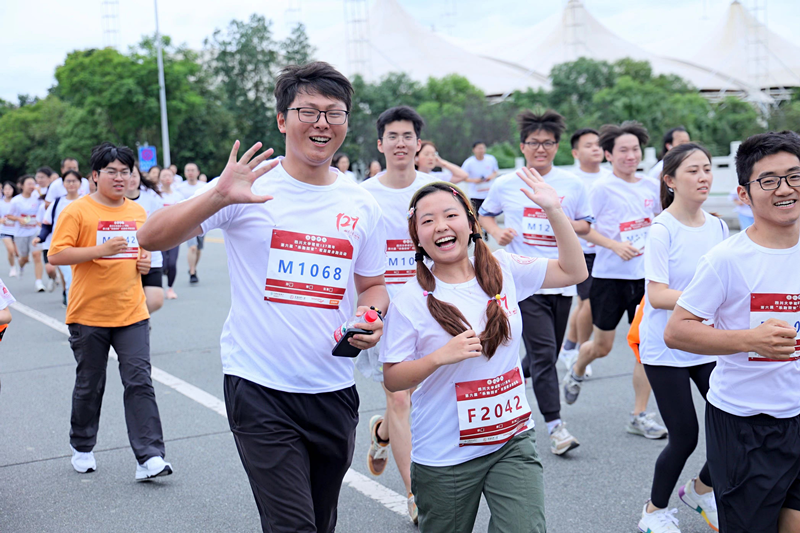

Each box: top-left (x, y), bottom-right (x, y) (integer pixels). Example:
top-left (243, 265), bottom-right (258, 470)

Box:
top-left (214, 141), bottom-right (279, 207)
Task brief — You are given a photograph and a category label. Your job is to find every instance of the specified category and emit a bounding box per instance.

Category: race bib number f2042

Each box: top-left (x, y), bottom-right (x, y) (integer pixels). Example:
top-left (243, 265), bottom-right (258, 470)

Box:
top-left (264, 230), bottom-right (353, 310)
top-left (749, 293), bottom-right (800, 362)
top-left (96, 221), bottom-right (138, 260)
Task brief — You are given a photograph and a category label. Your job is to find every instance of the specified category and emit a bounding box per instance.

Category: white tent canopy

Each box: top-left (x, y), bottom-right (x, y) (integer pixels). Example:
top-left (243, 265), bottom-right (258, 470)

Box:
top-left (468, 0), bottom-right (752, 93)
top-left (308, 0), bottom-right (549, 96)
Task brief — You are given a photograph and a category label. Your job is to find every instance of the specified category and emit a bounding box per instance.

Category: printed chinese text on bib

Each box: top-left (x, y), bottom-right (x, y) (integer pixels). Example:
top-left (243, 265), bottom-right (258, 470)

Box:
top-left (385, 239), bottom-right (416, 285)
top-left (749, 293), bottom-right (800, 361)
top-left (264, 229), bottom-right (353, 310)
top-left (96, 221), bottom-right (138, 260)
top-left (455, 367), bottom-right (532, 446)
top-left (619, 217), bottom-right (651, 255)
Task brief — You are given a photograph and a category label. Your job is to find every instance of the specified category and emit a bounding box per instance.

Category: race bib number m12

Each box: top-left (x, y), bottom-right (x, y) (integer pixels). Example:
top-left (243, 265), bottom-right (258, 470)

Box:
top-left (96, 220), bottom-right (138, 260)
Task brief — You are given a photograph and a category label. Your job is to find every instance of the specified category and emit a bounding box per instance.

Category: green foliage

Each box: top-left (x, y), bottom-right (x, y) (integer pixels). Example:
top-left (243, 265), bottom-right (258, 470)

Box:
top-left (486, 142), bottom-right (518, 169)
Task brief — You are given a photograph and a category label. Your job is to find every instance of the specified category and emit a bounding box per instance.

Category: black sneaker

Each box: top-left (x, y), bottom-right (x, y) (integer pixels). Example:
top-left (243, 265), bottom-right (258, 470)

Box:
top-left (62, 290), bottom-right (67, 308)
top-left (190, 273), bottom-right (199, 284)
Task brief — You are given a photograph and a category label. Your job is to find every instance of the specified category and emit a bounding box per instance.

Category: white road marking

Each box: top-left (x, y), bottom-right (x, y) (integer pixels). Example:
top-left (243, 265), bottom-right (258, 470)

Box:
top-left (10, 301), bottom-right (407, 516)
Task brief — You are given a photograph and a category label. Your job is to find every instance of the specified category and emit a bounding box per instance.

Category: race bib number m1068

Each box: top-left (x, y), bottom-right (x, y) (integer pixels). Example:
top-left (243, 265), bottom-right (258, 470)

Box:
top-left (96, 220), bottom-right (138, 260)
top-left (264, 230), bottom-right (353, 310)
top-left (749, 293), bottom-right (800, 361)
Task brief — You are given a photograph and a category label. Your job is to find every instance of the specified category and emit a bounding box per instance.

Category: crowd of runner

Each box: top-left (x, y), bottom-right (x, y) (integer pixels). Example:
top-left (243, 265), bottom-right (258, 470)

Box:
top-left (1, 60), bottom-right (799, 533)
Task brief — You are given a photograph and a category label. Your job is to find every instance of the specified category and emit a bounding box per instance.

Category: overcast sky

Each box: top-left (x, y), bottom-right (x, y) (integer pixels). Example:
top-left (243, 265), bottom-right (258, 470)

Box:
top-left (1, 0), bottom-right (799, 102)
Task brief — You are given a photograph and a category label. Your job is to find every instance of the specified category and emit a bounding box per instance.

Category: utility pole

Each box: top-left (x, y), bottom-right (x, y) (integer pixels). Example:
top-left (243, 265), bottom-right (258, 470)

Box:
top-left (154, 0), bottom-right (171, 167)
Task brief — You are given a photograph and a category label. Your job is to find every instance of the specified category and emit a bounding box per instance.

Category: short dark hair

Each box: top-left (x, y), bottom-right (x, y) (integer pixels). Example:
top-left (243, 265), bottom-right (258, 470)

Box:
top-left (599, 121), bottom-right (650, 154)
top-left (332, 153), bottom-right (349, 167)
top-left (184, 162), bottom-right (199, 170)
top-left (61, 157), bottom-right (78, 168)
top-left (472, 141), bottom-right (486, 149)
top-left (2, 181), bottom-right (18, 195)
top-left (736, 131), bottom-right (800, 187)
top-left (376, 106), bottom-right (425, 140)
top-left (660, 142), bottom-right (712, 208)
top-left (570, 128), bottom-right (600, 149)
top-left (62, 170), bottom-right (82, 182)
top-left (274, 62), bottom-right (354, 117)
top-left (36, 166), bottom-right (54, 177)
top-left (516, 109), bottom-right (567, 144)
top-left (89, 142), bottom-right (135, 173)
top-left (660, 126), bottom-right (688, 158)
top-left (19, 174), bottom-right (35, 186)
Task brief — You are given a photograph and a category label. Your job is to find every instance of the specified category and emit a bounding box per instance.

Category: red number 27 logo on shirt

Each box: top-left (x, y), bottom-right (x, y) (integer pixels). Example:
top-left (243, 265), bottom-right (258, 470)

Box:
top-left (336, 213), bottom-right (359, 231)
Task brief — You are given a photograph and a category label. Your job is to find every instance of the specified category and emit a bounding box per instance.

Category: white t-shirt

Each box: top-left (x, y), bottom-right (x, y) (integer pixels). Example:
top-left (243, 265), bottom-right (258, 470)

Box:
top-left (677, 231), bottom-right (800, 418)
top-left (132, 189), bottom-right (165, 269)
top-left (480, 167), bottom-right (593, 296)
top-left (360, 171), bottom-right (435, 298)
top-left (0, 199), bottom-right (15, 236)
top-left (173, 174), bottom-right (184, 183)
top-left (640, 211), bottom-right (729, 367)
top-left (43, 196), bottom-right (79, 251)
top-left (590, 173), bottom-right (662, 280)
top-left (429, 169), bottom-right (453, 182)
top-left (177, 181), bottom-right (204, 200)
top-left (0, 277), bottom-right (15, 310)
top-left (572, 167), bottom-right (611, 254)
top-left (381, 250), bottom-right (548, 466)
top-left (10, 194), bottom-right (42, 238)
top-left (198, 161), bottom-right (386, 394)
top-left (45, 178), bottom-right (91, 203)
top-left (160, 191), bottom-right (183, 208)
top-left (461, 155), bottom-right (499, 200)
top-left (647, 160), bottom-right (664, 180)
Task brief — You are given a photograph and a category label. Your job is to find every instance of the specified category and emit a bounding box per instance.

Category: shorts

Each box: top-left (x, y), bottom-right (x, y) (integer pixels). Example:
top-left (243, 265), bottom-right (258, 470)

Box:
top-left (0, 234), bottom-right (14, 240)
top-left (576, 253), bottom-right (595, 300)
top-left (42, 249), bottom-right (49, 264)
top-left (142, 267), bottom-right (163, 288)
top-left (187, 235), bottom-right (204, 250)
top-left (590, 277), bottom-right (644, 331)
top-left (15, 235), bottom-right (38, 258)
top-left (706, 403), bottom-right (800, 532)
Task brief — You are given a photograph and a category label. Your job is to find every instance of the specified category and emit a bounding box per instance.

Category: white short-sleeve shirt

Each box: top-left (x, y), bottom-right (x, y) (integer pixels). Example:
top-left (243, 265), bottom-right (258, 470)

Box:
top-left (461, 155), bottom-right (499, 200)
top-left (572, 167), bottom-right (610, 254)
top-left (677, 231), bottom-right (800, 418)
top-left (45, 178), bottom-right (91, 204)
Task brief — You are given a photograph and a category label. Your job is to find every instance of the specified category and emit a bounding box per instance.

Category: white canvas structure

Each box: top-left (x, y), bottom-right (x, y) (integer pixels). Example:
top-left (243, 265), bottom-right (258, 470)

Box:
top-left (470, 0), bottom-right (753, 93)
top-left (649, 1), bottom-right (800, 92)
top-left (309, 0), bottom-right (550, 96)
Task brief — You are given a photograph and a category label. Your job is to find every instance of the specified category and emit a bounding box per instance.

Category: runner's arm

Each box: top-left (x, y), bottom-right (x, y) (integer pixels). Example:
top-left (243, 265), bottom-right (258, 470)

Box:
top-left (582, 227), bottom-right (638, 259)
top-left (383, 359), bottom-right (438, 392)
top-left (541, 206), bottom-right (588, 289)
top-left (0, 308), bottom-right (11, 325)
top-left (478, 215), bottom-right (516, 245)
top-left (48, 239), bottom-right (126, 266)
top-left (571, 220), bottom-right (591, 235)
top-left (647, 281), bottom-right (681, 310)
top-left (439, 159), bottom-right (468, 183)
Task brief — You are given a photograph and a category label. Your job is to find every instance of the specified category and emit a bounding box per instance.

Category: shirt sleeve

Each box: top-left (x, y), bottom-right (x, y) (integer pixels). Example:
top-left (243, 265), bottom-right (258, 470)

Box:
top-left (676, 255), bottom-right (726, 320)
top-left (380, 301), bottom-right (419, 364)
top-left (9, 199), bottom-right (19, 217)
top-left (496, 249), bottom-right (547, 301)
top-left (353, 202), bottom-right (387, 277)
top-left (644, 222), bottom-right (671, 285)
top-left (490, 155), bottom-right (499, 172)
top-left (574, 181), bottom-right (595, 222)
top-left (0, 279), bottom-right (15, 310)
top-left (43, 202), bottom-right (55, 225)
top-left (44, 182), bottom-right (60, 203)
top-left (48, 204), bottom-right (82, 256)
top-left (479, 178), bottom-right (504, 217)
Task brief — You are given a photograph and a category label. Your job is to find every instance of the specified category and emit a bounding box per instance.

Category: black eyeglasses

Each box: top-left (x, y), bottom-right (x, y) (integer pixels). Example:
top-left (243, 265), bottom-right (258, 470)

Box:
top-left (522, 141), bottom-right (557, 150)
top-left (287, 107), bottom-right (349, 125)
top-left (746, 173), bottom-right (800, 191)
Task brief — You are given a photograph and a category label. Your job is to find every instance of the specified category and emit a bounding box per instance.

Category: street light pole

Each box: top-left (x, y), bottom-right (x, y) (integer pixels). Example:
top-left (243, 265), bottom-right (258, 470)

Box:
top-left (154, 0), bottom-right (171, 167)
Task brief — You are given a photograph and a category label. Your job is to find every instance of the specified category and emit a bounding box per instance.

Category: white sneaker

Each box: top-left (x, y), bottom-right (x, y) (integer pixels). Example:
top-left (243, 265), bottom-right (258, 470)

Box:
top-left (638, 503), bottom-right (681, 532)
top-left (8, 266), bottom-right (17, 278)
top-left (46, 277), bottom-right (55, 292)
top-left (584, 363), bottom-right (593, 378)
top-left (70, 446), bottom-right (96, 473)
top-left (559, 347), bottom-right (578, 371)
top-left (135, 456), bottom-right (173, 481)
top-left (549, 422), bottom-right (580, 455)
top-left (35, 279), bottom-right (45, 292)
top-left (18, 265), bottom-right (24, 278)
top-left (627, 412), bottom-right (668, 439)
top-left (679, 478), bottom-right (718, 530)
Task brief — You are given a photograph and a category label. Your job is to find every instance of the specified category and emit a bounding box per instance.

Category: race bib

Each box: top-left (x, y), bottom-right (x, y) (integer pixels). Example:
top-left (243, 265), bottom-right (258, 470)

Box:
top-left (522, 207), bottom-right (556, 247)
top-left (386, 239), bottom-right (416, 285)
top-left (264, 230), bottom-right (353, 310)
top-left (476, 179), bottom-right (491, 194)
top-left (455, 367), bottom-right (532, 447)
top-left (96, 220), bottom-right (138, 260)
top-left (21, 215), bottom-right (37, 228)
top-left (3, 217), bottom-right (14, 227)
top-left (749, 293), bottom-right (800, 361)
top-left (619, 218), bottom-right (651, 255)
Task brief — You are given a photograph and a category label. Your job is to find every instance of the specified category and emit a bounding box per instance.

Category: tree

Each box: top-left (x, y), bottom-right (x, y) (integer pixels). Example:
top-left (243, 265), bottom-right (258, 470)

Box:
top-left (282, 24), bottom-right (315, 66)
top-left (0, 96), bottom-right (69, 180)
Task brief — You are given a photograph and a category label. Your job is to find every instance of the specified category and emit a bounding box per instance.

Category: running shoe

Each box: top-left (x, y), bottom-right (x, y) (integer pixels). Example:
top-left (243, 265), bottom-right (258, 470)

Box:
top-left (189, 273), bottom-right (199, 284)
top-left (35, 279), bottom-right (45, 292)
top-left (562, 370), bottom-right (583, 405)
top-left (46, 277), bottom-right (55, 292)
top-left (135, 456), bottom-right (173, 481)
top-left (626, 412), bottom-right (668, 439)
top-left (549, 422), bottom-right (580, 455)
top-left (679, 478), bottom-right (718, 531)
top-left (638, 503), bottom-right (681, 532)
top-left (561, 348), bottom-right (593, 379)
top-left (408, 492), bottom-right (418, 525)
top-left (366, 415), bottom-right (390, 476)
top-left (62, 290), bottom-right (67, 308)
top-left (70, 446), bottom-right (96, 473)
top-left (9, 266), bottom-right (17, 278)
top-left (18, 265), bottom-right (24, 278)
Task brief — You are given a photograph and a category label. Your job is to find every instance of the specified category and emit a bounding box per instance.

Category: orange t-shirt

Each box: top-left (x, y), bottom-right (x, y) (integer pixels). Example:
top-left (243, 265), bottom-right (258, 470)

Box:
top-left (49, 195), bottom-right (149, 327)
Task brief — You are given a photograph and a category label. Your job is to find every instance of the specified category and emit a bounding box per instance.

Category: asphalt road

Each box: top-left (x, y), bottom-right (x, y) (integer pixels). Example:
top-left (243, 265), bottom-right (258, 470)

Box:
top-left (0, 230), bottom-right (716, 532)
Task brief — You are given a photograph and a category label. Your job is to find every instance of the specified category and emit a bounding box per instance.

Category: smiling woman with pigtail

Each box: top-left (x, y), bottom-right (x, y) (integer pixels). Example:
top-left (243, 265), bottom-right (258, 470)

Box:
top-left (380, 174), bottom-right (587, 532)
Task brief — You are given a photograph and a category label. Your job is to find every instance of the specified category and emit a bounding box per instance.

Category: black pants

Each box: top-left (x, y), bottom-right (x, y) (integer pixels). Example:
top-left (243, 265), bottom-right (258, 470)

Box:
top-left (224, 375), bottom-right (359, 533)
top-left (68, 320), bottom-right (165, 464)
top-left (520, 294), bottom-right (572, 423)
top-left (706, 404), bottom-right (800, 532)
top-left (644, 362), bottom-right (715, 509)
top-left (163, 246), bottom-right (179, 287)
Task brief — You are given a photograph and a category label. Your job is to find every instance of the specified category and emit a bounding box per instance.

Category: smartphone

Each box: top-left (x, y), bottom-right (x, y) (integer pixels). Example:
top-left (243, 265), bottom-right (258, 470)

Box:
top-left (332, 328), bottom-right (372, 358)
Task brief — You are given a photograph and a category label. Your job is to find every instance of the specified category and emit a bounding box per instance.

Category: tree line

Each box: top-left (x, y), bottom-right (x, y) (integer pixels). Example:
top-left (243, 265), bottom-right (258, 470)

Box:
top-left (1, 14), bottom-right (798, 182)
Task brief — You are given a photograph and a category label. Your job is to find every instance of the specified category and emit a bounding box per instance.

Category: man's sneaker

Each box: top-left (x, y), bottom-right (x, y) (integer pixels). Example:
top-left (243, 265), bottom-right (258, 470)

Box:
top-left (367, 415), bottom-right (390, 476)
top-left (584, 363), bottom-right (593, 378)
top-left (35, 279), bottom-right (45, 292)
top-left (549, 422), bottom-right (580, 455)
top-left (679, 478), bottom-right (718, 531)
top-left (70, 446), bottom-right (96, 473)
top-left (638, 503), bottom-right (681, 532)
top-left (46, 277), bottom-right (55, 292)
top-left (408, 493), bottom-right (418, 525)
top-left (8, 266), bottom-right (17, 278)
top-left (627, 412), bottom-right (668, 439)
top-left (135, 456), bottom-right (173, 481)
top-left (562, 370), bottom-right (584, 405)
top-left (189, 273), bottom-right (199, 284)
top-left (559, 347), bottom-right (578, 371)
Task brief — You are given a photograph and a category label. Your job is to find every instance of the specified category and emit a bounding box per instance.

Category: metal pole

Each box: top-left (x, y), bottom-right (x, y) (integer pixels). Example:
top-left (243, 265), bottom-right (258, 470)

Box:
top-left (154, 0), bottom-right (171, 167)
